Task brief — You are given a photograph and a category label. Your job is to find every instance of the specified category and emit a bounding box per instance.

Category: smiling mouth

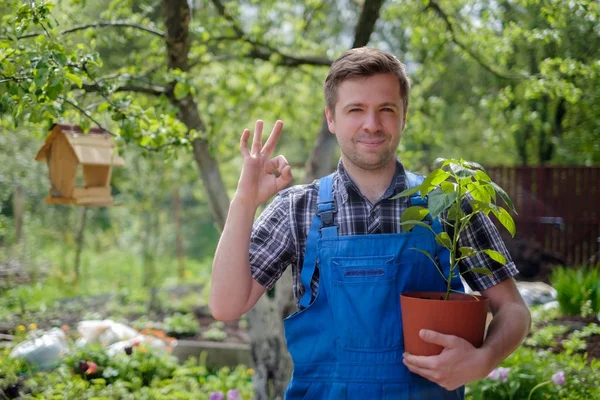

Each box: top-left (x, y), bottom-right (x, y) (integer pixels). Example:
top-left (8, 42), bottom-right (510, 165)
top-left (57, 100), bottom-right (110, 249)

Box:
top-left (358, 140), bottom-right (385, 147)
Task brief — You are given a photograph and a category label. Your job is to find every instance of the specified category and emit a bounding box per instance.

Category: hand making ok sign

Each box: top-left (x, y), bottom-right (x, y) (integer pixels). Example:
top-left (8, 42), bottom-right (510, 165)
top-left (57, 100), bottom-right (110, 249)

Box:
top-left (235, 120), bottom-right (293, 208)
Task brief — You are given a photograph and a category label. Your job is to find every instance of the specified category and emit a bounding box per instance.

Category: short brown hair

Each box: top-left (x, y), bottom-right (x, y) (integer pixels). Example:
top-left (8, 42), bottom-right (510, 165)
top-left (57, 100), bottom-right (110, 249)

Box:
top-left (324, 47), bottom-right (411, 114)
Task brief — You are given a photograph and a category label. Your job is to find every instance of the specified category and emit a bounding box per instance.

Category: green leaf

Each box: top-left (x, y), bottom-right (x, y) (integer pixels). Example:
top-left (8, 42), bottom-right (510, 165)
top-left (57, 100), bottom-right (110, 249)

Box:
top-left (440, 181), bottom-right (456, 192)
top-left (488, 181), bottom-right (517, 215)
top-left (97, 102), bottom-right (110, 112)
top-left (467, 182), bottom-right (491, 203)
top-left (422, 169), bottom-right (450, 194)
top-left (492, 207), bottom-right (516, 237)
top-left (463, 160), bottom-right (485, 171)
top-left (46, 82), bottom-right (63, 100)
top-left (65, 72), bottom-right (82, 88)
top-left (447, 202), bottom-right (463, 221)
top-left (399, 221), bottom-right (436, 235)
top-left (447, 162), bottom-right (477, 178)
top-left (474, 170), bottom-right (491, 182)
top-left (435, 232), bottom-right (452, 249)
top-left (468, 199), bottom-right (493, 215)
top-left (401, 206), bottom-right (429, 223)
top-left (433, 158), bottom-right (454, 169)
top-left (482, 249), bottom-right (507, 265)
top-left (462, 267), bottom-right (493, 277)
top-left (459, 246), bottom-right (477, 258)
top-left (391, 184), bottom-right (421, 199)
top-left (428, 187), bottom-right (458, 218)
top-left (174, 81), bottom-right (190, 100)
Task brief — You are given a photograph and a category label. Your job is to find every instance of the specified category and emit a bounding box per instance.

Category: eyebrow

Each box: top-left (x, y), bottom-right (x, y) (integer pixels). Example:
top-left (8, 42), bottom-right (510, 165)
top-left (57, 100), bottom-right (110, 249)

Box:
top-left (343, 102), bottom-right (399, 110)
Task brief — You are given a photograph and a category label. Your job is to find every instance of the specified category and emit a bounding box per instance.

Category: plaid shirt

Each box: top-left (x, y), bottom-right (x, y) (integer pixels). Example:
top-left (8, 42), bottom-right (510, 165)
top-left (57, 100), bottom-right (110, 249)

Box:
top-left (250, 159), bottom-right (518, 306)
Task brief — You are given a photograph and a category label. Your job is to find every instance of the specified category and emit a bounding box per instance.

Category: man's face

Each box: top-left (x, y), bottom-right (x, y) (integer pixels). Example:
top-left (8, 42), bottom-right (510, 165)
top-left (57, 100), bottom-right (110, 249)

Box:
top-left (325, 73), bottom-right (406, 172)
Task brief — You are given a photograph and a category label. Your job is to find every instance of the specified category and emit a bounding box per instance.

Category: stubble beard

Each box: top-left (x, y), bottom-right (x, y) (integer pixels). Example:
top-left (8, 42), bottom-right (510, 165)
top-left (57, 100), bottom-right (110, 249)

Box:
top-left (341, 134), bottom-right (400, 172)
top-left (341, 145), bottom-right (396, 172)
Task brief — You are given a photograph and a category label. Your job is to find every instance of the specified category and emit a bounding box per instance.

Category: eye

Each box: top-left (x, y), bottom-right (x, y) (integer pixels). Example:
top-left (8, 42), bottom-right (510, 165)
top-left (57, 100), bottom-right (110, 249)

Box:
top-left (349, 108), bottom-right (362, 113)
top-left (381, 107), bottom-right (395, 112)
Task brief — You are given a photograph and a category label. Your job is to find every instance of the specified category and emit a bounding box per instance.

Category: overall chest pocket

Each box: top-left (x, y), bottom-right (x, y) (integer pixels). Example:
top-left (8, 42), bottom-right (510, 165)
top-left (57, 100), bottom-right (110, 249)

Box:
top-left (331, 255), bottom-right (402, 352)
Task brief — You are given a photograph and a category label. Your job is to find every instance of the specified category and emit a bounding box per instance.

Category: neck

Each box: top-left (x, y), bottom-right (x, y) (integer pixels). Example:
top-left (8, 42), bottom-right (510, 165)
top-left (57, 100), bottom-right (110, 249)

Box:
top-left (341, 158), bottom-right (397, 204)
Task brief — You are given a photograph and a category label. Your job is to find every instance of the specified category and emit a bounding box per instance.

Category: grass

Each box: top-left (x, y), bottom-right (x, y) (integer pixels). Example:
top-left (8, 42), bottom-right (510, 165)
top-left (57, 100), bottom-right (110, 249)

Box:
top-left (0, 242), bottom-right (213, 323)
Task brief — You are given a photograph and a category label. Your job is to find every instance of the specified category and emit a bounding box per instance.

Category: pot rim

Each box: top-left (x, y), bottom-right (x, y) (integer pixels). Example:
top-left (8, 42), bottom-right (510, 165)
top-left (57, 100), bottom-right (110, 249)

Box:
top-left (401, 291), bottom-right (489, 303)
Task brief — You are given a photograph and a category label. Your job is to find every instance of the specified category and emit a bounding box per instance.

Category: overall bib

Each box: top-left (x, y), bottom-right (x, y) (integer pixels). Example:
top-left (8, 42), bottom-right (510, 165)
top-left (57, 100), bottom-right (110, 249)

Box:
top-left (283, 174), bottom-right (465, 399)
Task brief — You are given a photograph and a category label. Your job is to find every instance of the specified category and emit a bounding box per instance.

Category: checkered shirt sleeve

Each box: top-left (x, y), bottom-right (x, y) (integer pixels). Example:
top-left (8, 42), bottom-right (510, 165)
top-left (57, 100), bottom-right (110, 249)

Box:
top-left (249, 192), bottom-right (296, 290)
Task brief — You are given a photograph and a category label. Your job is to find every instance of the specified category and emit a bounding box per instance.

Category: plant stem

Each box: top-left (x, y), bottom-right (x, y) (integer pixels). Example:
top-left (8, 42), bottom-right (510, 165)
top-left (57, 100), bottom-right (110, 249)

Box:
top-left (527, 381), bottom-right (551, 400)
top-left (447, 172), bottom-right (462, 300)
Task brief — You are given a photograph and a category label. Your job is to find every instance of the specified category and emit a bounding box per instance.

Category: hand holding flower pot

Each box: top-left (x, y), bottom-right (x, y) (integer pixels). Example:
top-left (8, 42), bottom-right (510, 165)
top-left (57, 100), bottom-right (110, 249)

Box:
top-left (396, 158), bottom-right (517, 356)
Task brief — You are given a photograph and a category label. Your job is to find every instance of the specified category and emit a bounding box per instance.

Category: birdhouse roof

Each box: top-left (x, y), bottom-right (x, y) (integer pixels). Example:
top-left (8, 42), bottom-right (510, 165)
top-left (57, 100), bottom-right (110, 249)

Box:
top-left (35, 123), bottom-right (125, 166)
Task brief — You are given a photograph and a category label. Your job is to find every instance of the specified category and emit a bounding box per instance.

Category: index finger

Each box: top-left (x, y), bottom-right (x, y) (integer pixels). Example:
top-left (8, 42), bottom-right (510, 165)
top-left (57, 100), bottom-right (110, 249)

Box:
top-left (403, 352), bottom-right (439, 369)
top-left (261, 120), bottom-right (284, 156)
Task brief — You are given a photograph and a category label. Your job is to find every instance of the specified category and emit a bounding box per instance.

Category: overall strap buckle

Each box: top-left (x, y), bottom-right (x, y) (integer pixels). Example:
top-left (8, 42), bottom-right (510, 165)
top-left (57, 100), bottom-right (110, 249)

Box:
top-left (317, 201), bottom-right (337, 229)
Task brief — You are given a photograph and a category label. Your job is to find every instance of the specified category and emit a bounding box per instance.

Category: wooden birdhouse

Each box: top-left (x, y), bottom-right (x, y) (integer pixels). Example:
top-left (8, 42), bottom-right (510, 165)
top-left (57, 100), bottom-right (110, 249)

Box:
top-left (34, 123), bottom-right (125, 206)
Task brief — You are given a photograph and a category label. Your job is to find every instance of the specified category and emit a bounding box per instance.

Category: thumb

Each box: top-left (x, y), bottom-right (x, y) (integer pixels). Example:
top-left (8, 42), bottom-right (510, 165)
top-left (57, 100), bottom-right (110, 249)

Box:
top-left (419, 330), bottom-right (460, 348)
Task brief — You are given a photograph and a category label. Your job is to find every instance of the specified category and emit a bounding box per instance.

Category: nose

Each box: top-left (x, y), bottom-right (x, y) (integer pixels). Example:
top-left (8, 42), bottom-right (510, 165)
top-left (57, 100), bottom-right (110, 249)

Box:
top-left (363, 110), bottom-right (382, 134)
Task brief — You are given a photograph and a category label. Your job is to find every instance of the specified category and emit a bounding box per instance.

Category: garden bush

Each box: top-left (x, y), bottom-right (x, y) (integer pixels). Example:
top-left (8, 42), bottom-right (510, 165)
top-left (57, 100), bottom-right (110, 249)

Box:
top-left (466, 346), bottom-right (600, 399)
top-left (550, 266), bottom-right (600, 316)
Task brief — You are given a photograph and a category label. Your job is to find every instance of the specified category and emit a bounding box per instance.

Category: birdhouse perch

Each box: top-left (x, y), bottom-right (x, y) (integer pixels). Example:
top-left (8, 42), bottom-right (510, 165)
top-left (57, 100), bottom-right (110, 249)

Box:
top-left (34, 123), bottom-right (125, 206)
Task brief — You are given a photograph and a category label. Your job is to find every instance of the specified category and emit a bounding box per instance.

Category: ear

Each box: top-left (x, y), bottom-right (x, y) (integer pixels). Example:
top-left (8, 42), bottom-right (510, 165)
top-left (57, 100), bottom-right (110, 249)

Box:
top-left (325, 107), bottom-right (335, 134)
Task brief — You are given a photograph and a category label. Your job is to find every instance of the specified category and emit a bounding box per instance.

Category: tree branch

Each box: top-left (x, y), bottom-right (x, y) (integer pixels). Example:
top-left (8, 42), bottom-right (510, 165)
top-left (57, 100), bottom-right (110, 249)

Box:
top-left (60, 95), bottom-right (180, 151)
top-left (60, 96), bottom-right (117, 137)
top-left (209, 0), bottom-right (333, 67)
top-left (12, 21), bottom-right (164, 40)
top-left (77, 82), bottom-right (167, 96)
top-left (426, 0), bottom-right (524, 81)
top-left (352, 0), bottom-right (386, 48)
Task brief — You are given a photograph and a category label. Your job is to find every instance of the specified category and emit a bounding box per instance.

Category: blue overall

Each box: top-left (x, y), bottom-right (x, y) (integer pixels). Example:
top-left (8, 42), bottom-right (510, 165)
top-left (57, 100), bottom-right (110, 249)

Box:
top-left (283, 173), bottom-right (465, 399)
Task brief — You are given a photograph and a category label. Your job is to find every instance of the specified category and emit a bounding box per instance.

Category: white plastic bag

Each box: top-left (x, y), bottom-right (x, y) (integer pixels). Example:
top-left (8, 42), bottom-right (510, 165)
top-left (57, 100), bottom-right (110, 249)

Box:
top-left (106, 334), bottom-right (171, 357)
top-left (10, 328), bottom-right (69, 370)
top-left (77, 320), bottom-right (138, 347)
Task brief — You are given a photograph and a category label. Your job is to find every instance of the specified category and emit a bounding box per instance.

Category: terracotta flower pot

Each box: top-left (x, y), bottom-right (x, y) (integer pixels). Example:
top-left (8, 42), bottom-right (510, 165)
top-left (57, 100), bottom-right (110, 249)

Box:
top-left (400, 292), bottom-right (489, 356)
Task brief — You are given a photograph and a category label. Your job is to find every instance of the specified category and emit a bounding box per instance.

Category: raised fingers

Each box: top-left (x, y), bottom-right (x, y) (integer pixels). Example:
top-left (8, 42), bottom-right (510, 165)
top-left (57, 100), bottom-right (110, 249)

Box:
top-left (261, 120), bottom-right (284, 156)
top-left (251, 120), bottom-right (264, 156)
top-left (240, 128), bottom-right (250, 157)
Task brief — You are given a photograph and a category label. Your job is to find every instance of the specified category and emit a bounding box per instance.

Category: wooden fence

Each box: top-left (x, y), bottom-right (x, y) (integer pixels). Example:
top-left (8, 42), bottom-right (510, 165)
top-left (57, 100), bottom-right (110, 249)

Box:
top-left (487, 166), bottom-right (600, 266)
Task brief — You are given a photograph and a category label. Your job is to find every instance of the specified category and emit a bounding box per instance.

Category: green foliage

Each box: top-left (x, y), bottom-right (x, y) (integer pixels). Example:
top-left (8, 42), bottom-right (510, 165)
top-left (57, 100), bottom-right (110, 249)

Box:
top-left (466, 346), bottom-right (600, 400)
top-left (162, 312), bottom-right (200, 338)
top-left (396, 158), bottom-right (515, 299)
top-left (561, 324), bottom-right (600, 356)
top-left (0, 344), bottom-right (254, 399)
top-left (551, 266), bottom-right (600, 316)
top-left (524, 324), bottom-right (570, 348)
top-left (201, 322), bottom-right (227, 342)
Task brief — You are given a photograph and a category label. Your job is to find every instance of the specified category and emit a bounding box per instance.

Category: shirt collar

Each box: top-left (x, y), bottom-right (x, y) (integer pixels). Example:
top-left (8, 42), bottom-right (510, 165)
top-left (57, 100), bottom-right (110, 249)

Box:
top-left (334, 158), bottom-right (408, 204)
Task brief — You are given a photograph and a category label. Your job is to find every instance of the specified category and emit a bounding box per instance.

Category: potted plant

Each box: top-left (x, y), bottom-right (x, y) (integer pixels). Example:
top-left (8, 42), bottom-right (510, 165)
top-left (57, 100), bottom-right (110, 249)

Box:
top-left (395, 158), bottom-right (517, 356)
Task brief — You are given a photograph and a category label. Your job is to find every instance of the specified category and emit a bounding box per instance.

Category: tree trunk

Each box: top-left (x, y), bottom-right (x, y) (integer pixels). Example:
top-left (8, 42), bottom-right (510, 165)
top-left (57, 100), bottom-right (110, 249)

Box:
top-left (162, 0), bottom-right (229, 230)
top-left (162, 1), bottom-right (293, 396)
top-left (74, 206), bottom-right (88, 285)
top-left (247, 268), bottom-right (294, 400)
top-left (13, 185), bottom-right (23, 244)
top-left (141, 210), bottom-right (154, 288)
top-left (304, 0), bottom-right (387, 183)
top-left (173, 187), bottom-right (185, 279)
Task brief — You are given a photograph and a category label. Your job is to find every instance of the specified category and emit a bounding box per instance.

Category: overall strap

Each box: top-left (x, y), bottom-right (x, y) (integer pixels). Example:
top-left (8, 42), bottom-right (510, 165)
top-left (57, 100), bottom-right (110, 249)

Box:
top-left (298, 174), bottom-right (336, 308)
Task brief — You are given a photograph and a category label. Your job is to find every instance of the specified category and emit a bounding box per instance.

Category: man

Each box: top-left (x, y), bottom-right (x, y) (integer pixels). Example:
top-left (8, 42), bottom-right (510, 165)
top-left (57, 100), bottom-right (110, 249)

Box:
top-left (210, 47), bottom-right (531, 399)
